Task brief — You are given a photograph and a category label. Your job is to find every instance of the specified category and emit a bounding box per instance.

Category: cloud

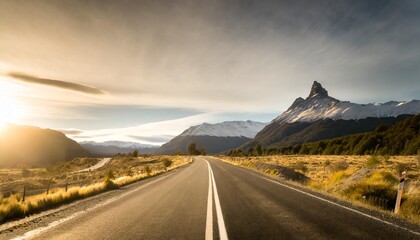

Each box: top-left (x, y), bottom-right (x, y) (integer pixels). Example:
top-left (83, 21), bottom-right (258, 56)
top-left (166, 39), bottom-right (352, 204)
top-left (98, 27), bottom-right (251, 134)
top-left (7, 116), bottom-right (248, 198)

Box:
top-left (7, 72), bottom-right (105, 95)
top-left (128, 135), bottom-right (174, 143)
top-left (67, 112), bottom-right (218, 145)
top-left (57, 129), bottom-right (83, 135)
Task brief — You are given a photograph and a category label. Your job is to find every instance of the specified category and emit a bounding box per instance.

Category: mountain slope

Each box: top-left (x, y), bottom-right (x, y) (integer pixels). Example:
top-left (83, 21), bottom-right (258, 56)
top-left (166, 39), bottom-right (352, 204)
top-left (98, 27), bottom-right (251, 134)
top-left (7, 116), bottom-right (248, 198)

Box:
top-left (156, 121), bottom-right (267, 154)
top-left (81, 141), bottom-right (158, 156)
top-left (0, 125), bottom-right (90, 168)
top-left (275, 81), bottom-right (420, 123)
top-left (242, 81), bottom-right (420, 150)
top-left (259, 114), bottom-right (420, 156)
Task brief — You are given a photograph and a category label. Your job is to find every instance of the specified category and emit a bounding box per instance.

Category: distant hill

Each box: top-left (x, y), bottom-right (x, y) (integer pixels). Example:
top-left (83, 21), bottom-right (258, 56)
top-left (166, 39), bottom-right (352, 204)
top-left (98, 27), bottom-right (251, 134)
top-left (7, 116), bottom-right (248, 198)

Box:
top-left (156, 121), bottom-right (267, 155)
top-left (80, 141), bottom-right (159, 156)
top-left (232, 114), bottom-right (419, 156)
top-left (0, 125), bottom-right (90, 168)
top-left (241, 81), bottom-right (420, 150)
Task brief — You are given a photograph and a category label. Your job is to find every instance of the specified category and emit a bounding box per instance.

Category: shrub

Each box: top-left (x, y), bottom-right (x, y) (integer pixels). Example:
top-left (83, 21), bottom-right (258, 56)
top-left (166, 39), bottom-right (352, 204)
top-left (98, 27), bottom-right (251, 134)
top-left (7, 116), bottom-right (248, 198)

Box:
top-left (400, 196), bottom-right (420, 219)
top-left (366, 156), bottom-right (381, 168)
top-left (324, 160), bottom-right (331, 168)
top-left (144, 165), bottom-right (152, 176)
top-left (132, 150), bottom-right (139, 157)
top-left (343, 171), bottom-right (398, 210)
top-left (395, 163), bottom-right (410, 175)
top-left (292, 161), bottom-right (308, 173)
top-left (328, 160), bottom-right (349, 172)
top-left (162, 159), bottom-right (173, 170)
top-left (328, 170), bottom-right (350, 185)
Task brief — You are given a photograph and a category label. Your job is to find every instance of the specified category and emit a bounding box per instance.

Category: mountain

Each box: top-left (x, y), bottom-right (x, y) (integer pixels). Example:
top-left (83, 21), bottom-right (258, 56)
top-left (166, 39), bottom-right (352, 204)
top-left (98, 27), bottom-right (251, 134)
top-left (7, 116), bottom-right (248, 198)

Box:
top-left (257, 114), bottom-right (420, 156)
top-left (80, 141), bottom-right (159, 156)
top-left (241, 81), bottom-right (420, 150)
top-left (0, 125), bottom-right (90, 168)
top-left (156, 121), bottom-right (267, 155)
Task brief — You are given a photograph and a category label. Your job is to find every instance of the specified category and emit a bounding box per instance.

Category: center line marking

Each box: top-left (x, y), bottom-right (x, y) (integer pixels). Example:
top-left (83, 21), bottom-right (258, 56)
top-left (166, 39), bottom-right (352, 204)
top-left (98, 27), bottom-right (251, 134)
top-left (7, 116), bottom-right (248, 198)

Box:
top-left (206, 159), bottom-right (228, 240)
top-left (205, 160), bottom-right (213, 240)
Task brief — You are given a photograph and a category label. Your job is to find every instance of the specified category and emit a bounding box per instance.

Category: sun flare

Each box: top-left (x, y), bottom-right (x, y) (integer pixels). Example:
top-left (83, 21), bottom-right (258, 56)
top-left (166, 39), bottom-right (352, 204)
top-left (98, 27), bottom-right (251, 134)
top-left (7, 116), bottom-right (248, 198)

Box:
top-left (0, 96), bottom-right (22, 128)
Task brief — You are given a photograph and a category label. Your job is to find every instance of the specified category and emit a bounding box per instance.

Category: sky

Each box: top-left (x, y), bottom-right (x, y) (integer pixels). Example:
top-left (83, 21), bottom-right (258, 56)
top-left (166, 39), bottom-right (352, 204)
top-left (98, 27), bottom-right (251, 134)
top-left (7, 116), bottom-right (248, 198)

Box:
top-left (0, 0), bottom-right (419, 145)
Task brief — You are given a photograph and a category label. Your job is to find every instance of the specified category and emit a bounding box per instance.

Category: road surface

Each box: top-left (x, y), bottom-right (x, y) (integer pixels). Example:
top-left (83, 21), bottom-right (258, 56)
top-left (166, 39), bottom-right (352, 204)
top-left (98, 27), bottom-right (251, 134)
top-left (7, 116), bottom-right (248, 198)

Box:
top-left (10, 157), bottom-right (420, 240)
top-left (73, 158), bottom-right (112, 173)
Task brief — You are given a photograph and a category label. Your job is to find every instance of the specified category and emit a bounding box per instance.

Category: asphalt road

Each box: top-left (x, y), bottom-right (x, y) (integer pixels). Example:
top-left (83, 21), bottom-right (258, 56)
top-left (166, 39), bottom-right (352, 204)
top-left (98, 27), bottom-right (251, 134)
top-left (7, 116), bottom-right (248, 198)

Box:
top-left (12, 157), bottom-right (420, 240)
top-left (73, 158), bottom-right (112, 173)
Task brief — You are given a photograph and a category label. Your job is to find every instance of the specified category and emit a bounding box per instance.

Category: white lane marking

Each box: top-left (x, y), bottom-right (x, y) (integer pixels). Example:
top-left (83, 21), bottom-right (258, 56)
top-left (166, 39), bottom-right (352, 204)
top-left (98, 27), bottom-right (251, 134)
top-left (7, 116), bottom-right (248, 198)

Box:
top-left (259, 175), bottom-right (420, 236)
top-left (205, 161), bottom-right (213, 240)
top-left (206, 160), bottom-right (228, 240)
top-left (11, 173), bottom-right (174, 240)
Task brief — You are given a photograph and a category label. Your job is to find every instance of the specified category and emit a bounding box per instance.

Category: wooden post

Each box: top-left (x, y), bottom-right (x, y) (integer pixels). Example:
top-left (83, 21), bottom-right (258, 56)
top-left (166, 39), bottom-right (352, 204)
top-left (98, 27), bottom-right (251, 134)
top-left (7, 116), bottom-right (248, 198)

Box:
top-left (394, 171), bottom-right (406, 214)
top-left (65, 181), bottom-right (68, 192)
top-left (46, 182), bottom-right (50, 195)
top-left (22, 185), bottom-right (26, 202)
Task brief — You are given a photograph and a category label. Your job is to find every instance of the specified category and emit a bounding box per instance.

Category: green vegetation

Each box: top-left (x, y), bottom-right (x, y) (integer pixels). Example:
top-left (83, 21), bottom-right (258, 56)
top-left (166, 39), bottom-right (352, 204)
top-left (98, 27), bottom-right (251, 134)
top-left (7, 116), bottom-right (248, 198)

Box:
top-left (228, 115), bottom-right (420, 156)
top-left (187, 143), bottom-right (206, 155)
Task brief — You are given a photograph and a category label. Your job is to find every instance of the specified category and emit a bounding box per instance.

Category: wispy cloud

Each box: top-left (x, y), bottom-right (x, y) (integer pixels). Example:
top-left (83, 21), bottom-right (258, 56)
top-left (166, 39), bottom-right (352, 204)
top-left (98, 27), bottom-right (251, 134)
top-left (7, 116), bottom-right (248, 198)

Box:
top-left (7, 72), bottom-right (105, 95)
top-left (56, 128), bottom-right (83, 135)
top-left (128, 135), bottom-right (174, 143)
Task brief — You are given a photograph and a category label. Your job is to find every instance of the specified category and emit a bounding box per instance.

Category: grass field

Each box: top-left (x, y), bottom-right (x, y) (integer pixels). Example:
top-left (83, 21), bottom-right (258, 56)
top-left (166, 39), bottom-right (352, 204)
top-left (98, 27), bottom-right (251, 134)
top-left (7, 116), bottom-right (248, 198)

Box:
top-left (219, 155), bottom-right (420, 224)
top-left (0, 155), bottom-right (191, 223)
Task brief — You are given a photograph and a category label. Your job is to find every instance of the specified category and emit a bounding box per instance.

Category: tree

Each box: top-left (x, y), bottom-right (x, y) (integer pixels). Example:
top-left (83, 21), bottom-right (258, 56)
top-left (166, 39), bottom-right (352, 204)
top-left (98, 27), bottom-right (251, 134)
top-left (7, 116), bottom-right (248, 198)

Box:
top-left (132, 149), bottom-right (139, 157)
top-left (199, 147), bottom-right (207, 156)
top-left (254, 144), bottom-right (263, 156)
top-left (188, 143), bottom-right (198, 155)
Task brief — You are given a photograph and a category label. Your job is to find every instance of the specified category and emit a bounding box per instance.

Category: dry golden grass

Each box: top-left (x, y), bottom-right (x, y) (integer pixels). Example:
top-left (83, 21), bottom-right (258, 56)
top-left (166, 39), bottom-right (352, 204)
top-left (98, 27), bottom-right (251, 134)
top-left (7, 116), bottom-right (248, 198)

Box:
top-left (0, 156), bottom-right (192, 223)
top-left (220, 155), bottom-right (420, 224)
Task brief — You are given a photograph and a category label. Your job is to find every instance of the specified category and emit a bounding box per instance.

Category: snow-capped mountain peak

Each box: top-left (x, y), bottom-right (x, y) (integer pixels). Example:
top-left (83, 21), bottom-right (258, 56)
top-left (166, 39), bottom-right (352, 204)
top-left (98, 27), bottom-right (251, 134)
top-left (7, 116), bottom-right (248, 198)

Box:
top-left (275, 81), bottom-right (420, 123)
top-left (180, 120), bottom-right (267, 138)
top-left (308, 80), bottom-right (329, 98)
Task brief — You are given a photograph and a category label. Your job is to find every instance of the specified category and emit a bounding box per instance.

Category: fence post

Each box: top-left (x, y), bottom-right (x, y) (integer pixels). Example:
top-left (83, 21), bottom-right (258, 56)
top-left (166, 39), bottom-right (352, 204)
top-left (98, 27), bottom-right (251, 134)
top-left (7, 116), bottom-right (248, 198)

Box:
top-left (65, 181), bottom-right (68, 192)
top-left (22, 185), bottom-right (26, 202)
top-left (46, 182), bottom-right (50, 195)
top-left (394, 171), bottom-right (406, 214)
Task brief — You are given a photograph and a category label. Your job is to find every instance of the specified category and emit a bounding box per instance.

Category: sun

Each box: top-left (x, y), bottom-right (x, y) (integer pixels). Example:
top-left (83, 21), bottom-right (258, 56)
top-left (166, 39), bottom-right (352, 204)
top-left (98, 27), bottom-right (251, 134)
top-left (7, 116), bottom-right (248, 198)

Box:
top-left (0, 96), bottom-right (22, 129)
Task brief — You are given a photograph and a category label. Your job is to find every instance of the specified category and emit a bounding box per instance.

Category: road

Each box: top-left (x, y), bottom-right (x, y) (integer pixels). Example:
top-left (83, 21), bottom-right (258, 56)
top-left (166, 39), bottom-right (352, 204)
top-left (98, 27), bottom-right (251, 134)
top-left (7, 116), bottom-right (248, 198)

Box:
top-left (73, 158), bottom-right (112, 173)
top-left (10, 157), bottom-right (419, 240)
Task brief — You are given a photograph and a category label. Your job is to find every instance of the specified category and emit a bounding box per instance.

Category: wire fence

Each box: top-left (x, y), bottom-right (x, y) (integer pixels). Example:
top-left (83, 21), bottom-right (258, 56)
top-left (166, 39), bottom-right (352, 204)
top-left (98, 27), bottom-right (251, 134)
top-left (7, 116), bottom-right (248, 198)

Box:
top-left (0, 178), bottom-right (97, 201)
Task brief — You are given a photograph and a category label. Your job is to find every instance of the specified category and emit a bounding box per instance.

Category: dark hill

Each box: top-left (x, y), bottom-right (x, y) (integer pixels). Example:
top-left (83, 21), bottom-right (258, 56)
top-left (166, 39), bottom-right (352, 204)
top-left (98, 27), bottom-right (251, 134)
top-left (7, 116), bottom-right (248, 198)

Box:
top-left (0, 125), bottom-right (90, 168)
top-left (241, 115), bottom-right (412, 150)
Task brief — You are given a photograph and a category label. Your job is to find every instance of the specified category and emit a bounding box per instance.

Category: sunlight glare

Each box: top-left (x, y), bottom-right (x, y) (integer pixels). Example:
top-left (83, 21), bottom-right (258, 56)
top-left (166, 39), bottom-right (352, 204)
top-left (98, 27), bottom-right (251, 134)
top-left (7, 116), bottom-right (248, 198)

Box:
top-left (0, 95), bottom-right (22, 129)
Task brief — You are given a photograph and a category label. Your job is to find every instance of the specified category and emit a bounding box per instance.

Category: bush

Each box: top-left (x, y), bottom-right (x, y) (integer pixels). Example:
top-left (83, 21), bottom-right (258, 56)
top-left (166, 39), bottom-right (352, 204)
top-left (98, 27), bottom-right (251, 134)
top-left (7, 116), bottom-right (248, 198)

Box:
top-left (366, 156), bottom-right (381, 168)
top-left (144, 165), bottom-right (152, 176)
top-left (292, 161), bottom-right (308, 173)
top-left (343, 171), bottom-right (398, 210)
top-left (162, 159), bottom-right (173, 170)
top-left (400, 196), bottom-right (420, 219)
top-left (395, 163), bottom-right (410, 175)
top-left (328, 160), bottom-right (349, 172)
top-left (328, 170), bottom-right (350, 185)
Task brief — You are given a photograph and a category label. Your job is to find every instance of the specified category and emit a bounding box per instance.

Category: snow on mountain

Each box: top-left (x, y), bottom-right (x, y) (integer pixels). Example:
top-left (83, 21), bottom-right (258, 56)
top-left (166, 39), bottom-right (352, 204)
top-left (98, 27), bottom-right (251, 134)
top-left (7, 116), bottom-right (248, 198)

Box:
top-left (180, 120), bottom-right (267, 138)
top-left (80, 141), bottom-right (158, 149)
top-left (275, 81), bottom-right (420, 123)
